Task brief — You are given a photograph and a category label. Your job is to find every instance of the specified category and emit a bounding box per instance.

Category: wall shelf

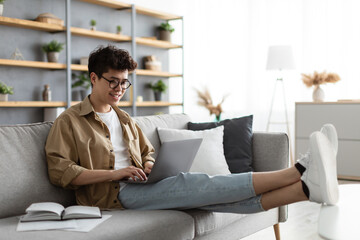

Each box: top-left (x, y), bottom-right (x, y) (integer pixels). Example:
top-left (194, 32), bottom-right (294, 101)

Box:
top-left (0, 59), bottom-right (66, 70)
top-left (0, 16), bottom-right (65, 32)
top-left (71, 27), bottom-right (131, 42)
top-left (136, 37), bottom-right (182, 49)
top-left (136, 101), bottom-right (183, 107)
top-left (0, 101), bottom-right (67, 107)
top-left (79, 0), bottom-right (182, 20)
top-left (136, 69), bottom-right (182, 77)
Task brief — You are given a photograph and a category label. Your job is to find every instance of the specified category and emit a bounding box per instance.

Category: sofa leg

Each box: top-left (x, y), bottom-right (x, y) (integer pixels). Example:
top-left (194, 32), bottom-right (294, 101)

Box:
top-left (273, 224), bottom-right (280, 240)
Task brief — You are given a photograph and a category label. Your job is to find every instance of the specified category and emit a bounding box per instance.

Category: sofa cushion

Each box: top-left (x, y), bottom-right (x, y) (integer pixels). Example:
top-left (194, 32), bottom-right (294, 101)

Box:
top-left (0, 122), bottom-right (75, 219)
top-left (188, 115), bottom-right (254, 173)
top-left (134, 114), bottom-right (190, 158)
top-left (157, 126), bottom-right (231, 175)
top-left (185, 209), bottom-right (246, 237)
top-left (0, 210), bottom-right (194, 240)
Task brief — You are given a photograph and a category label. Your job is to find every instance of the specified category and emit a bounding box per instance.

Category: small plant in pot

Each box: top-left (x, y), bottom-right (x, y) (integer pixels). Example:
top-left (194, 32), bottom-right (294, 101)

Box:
top-left (116, 25), bottom-right (122, 34)
top-left (90, 19), bottom-right (96, 31)
top-left (158, 22), bottom-right (174, 42)
top-left (0, 81), bottom-right (14, 101)
top-left (0, 0), bottom-right (5, 16)
top-left (42, 40), bottom-right (64, 63)
top-left (148, 79), bottom-right (167, 101)
top-left (72, 72), bottom-right (91, 100)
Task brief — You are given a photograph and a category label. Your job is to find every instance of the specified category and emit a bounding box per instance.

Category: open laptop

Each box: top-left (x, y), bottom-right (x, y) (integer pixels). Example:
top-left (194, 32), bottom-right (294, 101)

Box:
top-left (120, 138), bottom-right (203, 184)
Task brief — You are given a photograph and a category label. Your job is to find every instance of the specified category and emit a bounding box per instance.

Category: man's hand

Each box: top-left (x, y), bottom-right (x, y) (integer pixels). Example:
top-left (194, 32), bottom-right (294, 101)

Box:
top-left (144, 161), bottom-right (154, 175)
top-left (112, 166), bottom-right (147, 182)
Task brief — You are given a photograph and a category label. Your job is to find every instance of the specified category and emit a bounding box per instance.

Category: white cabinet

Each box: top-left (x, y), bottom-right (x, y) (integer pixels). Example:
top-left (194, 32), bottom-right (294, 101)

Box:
top-left (295, 102), bottom-right (360, 180)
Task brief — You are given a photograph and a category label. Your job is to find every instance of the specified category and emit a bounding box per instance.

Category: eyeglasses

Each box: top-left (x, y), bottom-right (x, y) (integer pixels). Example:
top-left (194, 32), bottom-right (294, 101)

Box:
top-left (101, 75), bottom-right (132, 90)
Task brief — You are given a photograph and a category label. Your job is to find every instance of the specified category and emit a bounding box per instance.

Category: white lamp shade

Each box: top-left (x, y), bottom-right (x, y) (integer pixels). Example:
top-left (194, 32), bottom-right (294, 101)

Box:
top-left (266, 45), bottom-right (295, 70)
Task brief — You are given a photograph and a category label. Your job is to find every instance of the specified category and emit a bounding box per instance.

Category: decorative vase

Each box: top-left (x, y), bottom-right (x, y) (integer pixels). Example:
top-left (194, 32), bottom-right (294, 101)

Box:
top-left (159, 30), bottom-right (171, 42)
top-left (91, 26), bottom-right (96, 31)
top-left (312, 85), bottom-right (325, 102)
top-left (0, 94), bottom-right (8, 101)
top-left (154, 91), bottom-right (162, 101)
top-left (47, 52), bottom-right (59, 63)
top-left (0, 4), bottom-right (3, 16)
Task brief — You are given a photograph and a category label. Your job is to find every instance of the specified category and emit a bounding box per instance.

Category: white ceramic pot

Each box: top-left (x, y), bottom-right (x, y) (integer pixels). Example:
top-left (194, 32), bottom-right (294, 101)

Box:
top-left (0, 94), bottom-right (8, 101)
top-left (313, 85), bottom-right (325, 102)
top-left (0, 4), bottom-right (3, 16)
top-left (47, 52), bottom-right (59, 63)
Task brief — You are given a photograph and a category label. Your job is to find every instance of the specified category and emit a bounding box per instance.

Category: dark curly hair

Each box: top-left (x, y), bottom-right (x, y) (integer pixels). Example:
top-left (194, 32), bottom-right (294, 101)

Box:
top-left (88, 45), bottom-right (137, 78)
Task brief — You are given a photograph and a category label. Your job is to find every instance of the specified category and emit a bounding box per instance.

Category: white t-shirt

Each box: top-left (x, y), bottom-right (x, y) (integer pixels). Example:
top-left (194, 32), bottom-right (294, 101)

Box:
top-left (96, 108), bottom-right (131, 190)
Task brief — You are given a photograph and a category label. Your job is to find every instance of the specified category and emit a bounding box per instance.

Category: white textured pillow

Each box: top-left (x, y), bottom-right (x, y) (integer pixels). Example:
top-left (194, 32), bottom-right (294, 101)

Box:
top-left (157, 126), bottom-right (231, 175)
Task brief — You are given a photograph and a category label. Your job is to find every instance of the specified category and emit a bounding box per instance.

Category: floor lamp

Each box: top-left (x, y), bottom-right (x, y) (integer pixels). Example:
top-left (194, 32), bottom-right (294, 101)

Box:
top-left (266, 45), bottom-right (295, 165)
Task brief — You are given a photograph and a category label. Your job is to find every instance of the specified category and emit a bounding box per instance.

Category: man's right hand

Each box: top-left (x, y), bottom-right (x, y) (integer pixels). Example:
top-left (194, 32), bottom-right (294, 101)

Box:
top-left (112, 166), bottom-right (147, 182)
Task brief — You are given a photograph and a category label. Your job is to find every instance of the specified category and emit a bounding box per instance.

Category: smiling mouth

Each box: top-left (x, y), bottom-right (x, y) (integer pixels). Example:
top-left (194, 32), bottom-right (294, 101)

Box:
top-left (110, 93), bottom-right (121, 99)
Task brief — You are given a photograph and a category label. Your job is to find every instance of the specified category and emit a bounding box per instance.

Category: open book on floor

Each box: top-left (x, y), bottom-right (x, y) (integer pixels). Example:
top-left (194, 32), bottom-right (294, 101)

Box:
top-left (20, 202), bottom-right (102, 222)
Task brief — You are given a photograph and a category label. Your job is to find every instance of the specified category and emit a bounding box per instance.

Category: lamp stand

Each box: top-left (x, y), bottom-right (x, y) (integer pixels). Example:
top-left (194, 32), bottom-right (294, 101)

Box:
top-left (266, 77), bottom-right (294, 165)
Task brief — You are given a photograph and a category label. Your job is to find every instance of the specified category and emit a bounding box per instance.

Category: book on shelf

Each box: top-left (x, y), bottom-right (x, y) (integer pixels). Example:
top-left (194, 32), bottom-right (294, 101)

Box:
top-left (20, 202), bottom-right (102, 222)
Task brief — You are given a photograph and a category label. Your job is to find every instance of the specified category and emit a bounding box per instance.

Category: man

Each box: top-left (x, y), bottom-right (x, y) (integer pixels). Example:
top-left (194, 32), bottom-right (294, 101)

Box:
top-left (46, 45), bottom-right (339, 213)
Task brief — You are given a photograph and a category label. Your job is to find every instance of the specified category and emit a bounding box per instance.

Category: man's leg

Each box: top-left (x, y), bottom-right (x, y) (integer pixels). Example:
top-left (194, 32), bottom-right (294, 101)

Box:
top-left (119, 172), bottom-right (258, 210)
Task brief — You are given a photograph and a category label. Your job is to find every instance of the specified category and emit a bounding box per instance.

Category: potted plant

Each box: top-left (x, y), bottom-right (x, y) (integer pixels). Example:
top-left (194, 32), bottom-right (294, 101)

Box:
top-left (0, 81), bottom-right (14, 101)
top-left (72, 72), bottom-right (91, 100)
top-left (0, 0), bottom-right (5, 16)
top-left (42, 40), bottom-right (64, 63)
top-left (301, 71), bottom-right (341, 102)
top-left (116, 25), bottom-right (122, 34)
top-left (90, 19), bottom-right (96, 31)
top-left (158, 22), bottom-right (174, 42)
top-left (148, 79), bottom-right (167, 101)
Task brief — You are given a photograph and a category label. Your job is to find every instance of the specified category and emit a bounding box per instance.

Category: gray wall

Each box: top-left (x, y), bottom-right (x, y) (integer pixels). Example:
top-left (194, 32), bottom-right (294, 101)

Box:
top-left (0, 0), bottom-right (170, 124)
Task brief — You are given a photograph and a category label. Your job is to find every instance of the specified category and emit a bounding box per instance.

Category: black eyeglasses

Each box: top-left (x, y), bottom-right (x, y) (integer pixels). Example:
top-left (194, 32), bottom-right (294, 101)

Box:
top-left (101, 75), bottom-right (132, 90)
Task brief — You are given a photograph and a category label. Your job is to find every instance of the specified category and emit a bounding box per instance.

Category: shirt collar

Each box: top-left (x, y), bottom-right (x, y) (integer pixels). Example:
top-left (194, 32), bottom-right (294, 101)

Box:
top-left (79, 95), bottom-right (130, 124)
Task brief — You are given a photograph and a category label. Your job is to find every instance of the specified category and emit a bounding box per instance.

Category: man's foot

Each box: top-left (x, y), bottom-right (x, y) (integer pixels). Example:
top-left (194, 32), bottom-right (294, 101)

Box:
top-left (296, 123), bottom-right (338, 172)
top-left (301, 131), bottom-right (339, 205)
top-left (320, 124), bottom-right (338, 155)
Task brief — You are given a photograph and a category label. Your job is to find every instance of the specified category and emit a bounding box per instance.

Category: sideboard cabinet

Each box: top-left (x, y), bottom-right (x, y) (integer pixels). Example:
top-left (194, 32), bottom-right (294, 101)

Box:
top-left (295, 102), bottom-right (360, 180)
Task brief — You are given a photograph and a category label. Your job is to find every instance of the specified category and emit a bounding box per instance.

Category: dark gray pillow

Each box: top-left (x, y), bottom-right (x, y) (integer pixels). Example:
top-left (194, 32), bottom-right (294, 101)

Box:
top-left (188, 115), bottom-right (253, 173)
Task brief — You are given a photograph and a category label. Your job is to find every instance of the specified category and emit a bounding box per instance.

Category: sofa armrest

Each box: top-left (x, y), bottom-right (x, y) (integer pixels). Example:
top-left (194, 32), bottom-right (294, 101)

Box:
top-left (251, 132), bottom-right (289, 223)
top-left (252, 132), bottom-right (289, 172)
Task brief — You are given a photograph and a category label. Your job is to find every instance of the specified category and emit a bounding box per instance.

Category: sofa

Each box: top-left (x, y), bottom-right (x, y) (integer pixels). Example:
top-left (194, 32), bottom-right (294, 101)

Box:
top-left (0, 113), bottom-right (288, 240)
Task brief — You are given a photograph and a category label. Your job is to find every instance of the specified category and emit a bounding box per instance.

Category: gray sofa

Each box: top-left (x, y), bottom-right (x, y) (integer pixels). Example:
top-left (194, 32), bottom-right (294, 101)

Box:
top-left (0, 113), bottom-right (288, 240)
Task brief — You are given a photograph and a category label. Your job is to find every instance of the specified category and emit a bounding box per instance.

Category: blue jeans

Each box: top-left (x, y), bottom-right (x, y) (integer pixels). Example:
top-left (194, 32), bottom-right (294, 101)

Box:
top-left (118, 172), bottom-right (264, 214)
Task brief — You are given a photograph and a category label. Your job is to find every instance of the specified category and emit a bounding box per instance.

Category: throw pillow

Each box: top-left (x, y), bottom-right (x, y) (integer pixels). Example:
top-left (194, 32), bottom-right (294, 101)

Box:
top-left (157, 126), bottom-right (231, 175)
top-left (188, 115), bottom-right (253, 173)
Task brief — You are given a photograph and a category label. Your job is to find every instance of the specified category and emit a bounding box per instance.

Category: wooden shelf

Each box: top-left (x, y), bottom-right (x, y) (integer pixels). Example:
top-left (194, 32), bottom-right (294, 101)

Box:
top-left (0, 101), bottom-right (133, 107)
top-left (71, 64), bottom-right (88, 71)
top-left (0, 16), bottom-right (65, 32)
top-left (78, 0), bottom-right (181, 20)
top-left (79, 0), bottom-right (131, 9)
top-left (136, 69), bottom-right (182, 77)
top-left (136, 37), bottom-right (182, 49)
top-left (136, 101), bottom-right (183, 107)
top-left (0, 101), bottom-right (67, 107)
top-left (71, 27), bottom-right (131, 41)
top-left (0, 59), bottom-right (66, 70)
top-left (135, 6), bottom-right (182, 20)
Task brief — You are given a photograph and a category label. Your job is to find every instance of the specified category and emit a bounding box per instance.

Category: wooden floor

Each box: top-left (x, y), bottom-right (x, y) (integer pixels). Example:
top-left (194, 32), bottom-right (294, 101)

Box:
top-left (243, 180), bottom-right (360, 240)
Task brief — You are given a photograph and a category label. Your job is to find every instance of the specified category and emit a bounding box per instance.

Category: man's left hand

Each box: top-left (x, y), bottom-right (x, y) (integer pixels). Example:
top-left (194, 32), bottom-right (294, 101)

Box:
top-left (144, 161), bottom-right (154, 175)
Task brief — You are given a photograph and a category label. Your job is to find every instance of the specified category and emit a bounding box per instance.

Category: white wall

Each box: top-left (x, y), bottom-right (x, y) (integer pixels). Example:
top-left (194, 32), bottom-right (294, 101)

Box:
top-left (127, 0), bottom-right (360, 134)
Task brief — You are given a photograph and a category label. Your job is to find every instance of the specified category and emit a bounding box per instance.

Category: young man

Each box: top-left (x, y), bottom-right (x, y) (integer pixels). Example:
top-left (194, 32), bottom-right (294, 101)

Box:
top-left (46, 45), bottom-right (339, 213)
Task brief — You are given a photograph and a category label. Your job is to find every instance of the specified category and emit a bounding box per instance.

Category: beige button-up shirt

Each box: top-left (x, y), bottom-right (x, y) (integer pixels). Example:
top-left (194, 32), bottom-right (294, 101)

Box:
top-left (45, 96), bottom-right (155, 209)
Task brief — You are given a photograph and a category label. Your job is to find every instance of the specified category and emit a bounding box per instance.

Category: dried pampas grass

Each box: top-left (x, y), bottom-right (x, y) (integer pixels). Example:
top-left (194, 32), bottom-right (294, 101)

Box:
top-left (301, 71), bottom-right (341, 87)
top-left (195, 87), bottom-right (229, 121)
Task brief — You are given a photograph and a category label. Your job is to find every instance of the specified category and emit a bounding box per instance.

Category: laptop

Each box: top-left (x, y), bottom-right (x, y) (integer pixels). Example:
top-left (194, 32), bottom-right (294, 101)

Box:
top-left (120, 138), bottom-right (202, 184)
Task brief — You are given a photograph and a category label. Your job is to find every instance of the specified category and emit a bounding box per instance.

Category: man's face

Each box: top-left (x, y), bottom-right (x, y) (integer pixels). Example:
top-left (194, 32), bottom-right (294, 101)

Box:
top-left (90, 68), bottom-right (129, 108)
